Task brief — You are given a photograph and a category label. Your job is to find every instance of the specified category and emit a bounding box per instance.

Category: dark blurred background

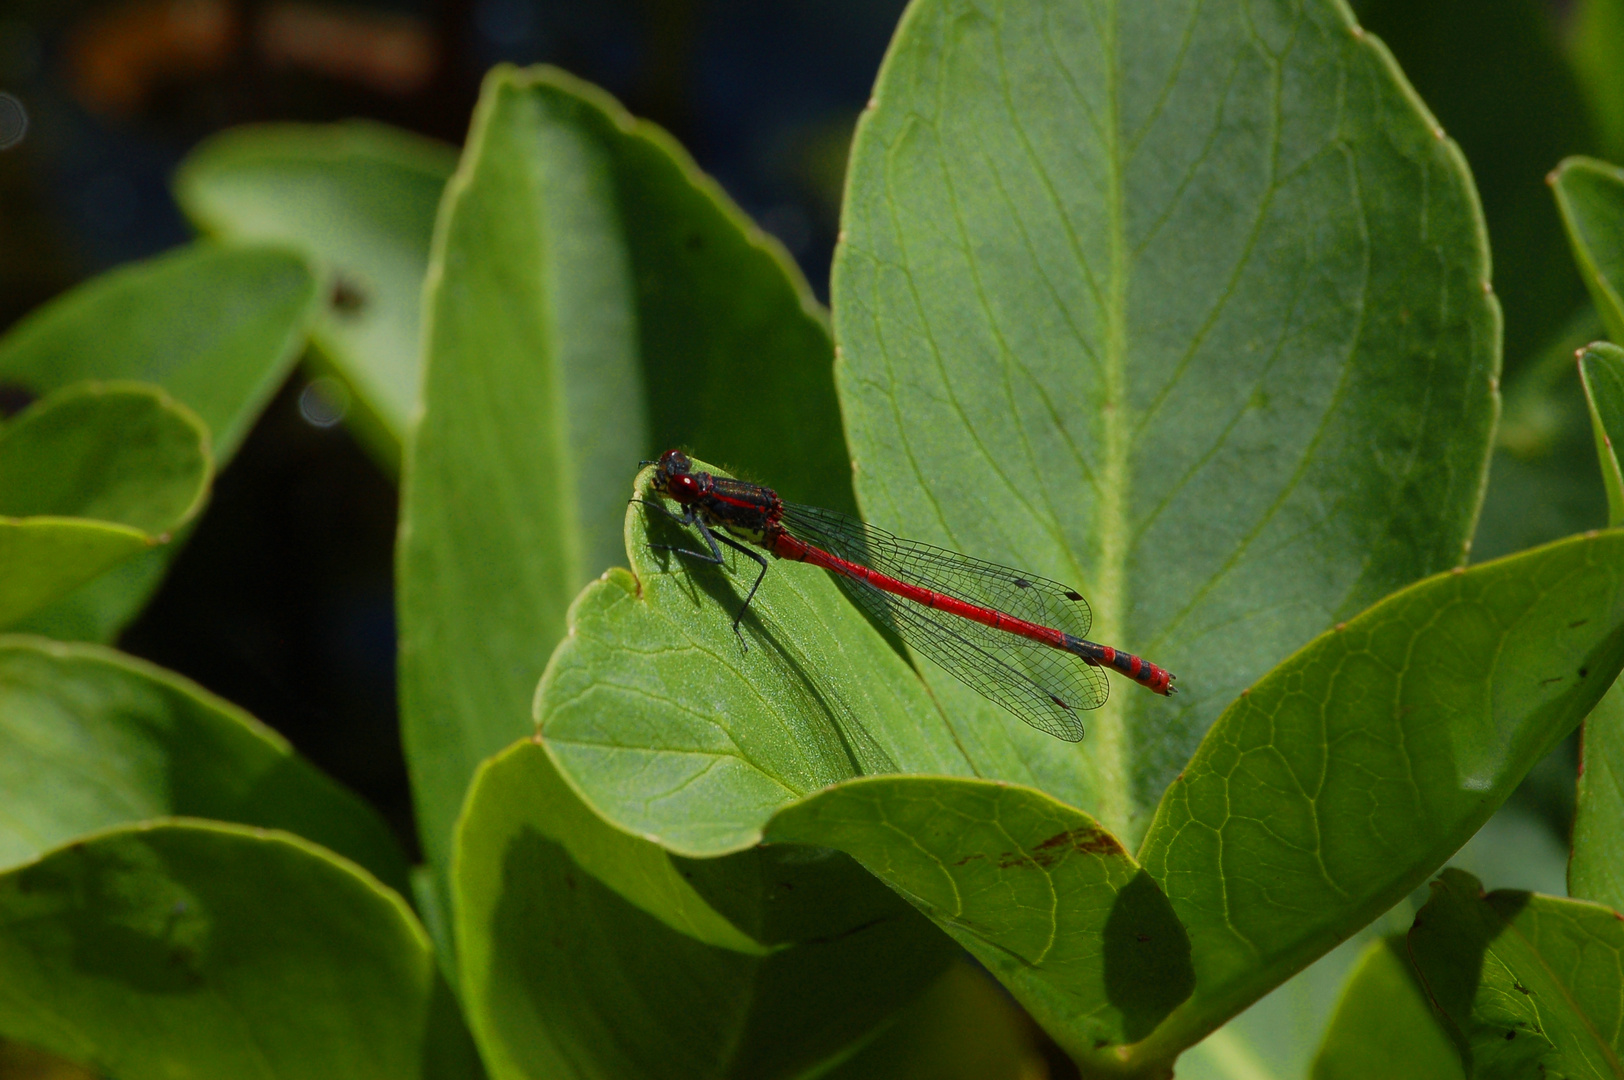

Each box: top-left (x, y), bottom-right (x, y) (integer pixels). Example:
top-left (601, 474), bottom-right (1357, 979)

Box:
top-left (0, 0), bottom-right (1609, 855)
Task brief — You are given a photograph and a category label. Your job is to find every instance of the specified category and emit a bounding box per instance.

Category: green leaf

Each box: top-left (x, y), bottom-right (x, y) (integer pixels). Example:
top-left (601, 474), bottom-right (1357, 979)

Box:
top-left (767, 775), bottom-right (1193, 1059)
top-left (453, 740), bottom-right (952, 1080)
top-left (1409, 868), bottom-right (1624, 1079)
top-left (1580, 340), bottom-right (1624, 527)
top-left (1309, 937), bottom-right (1463, 1080)
top-left (399, 64), bottom-right (847, 879)
top-left (539, 476), bottom-right (972, 856)
top-left (0, 244), bottom-right (316, 466)
top-left (1573, 679), bottom-right (1624, 911)
top-left (819, 962), bottom-right (1051, 1080)
top-left (1568, 0), bottom-right (1624, 163)
top-left (1474, 311), bottom-right (1608, 562)
top-left (174, 121), bottom-right (456, 458)
top-left (0, 635), bottom-right (408, 893)
top-left (456, 740), bottom-right (765, 954)
top-left (1352, 0), bottom-right (1591, 371)
top-left (832, 0), bottom-right (1499, 842)
top-left (0, 822), bottom-right (479, 1080)
top-left (1554, 157), bottom-right (1624, 345)
top-left (1135, 531), bottom-right (1624, 1063)
top-left (0, 384), bottom-right (211, 629)
top-left (0, 243), bottom-right (318, 640)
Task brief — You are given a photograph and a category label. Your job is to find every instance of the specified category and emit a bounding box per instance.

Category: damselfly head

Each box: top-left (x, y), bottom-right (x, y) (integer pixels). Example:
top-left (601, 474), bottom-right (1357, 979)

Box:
top-left (651, 449), bottom-right (701, 502)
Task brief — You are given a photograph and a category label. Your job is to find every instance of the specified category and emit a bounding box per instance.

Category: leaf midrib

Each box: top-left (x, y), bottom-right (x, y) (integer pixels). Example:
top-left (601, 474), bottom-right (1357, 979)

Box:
top-left (1096, 0), bottom-right (1129, 834)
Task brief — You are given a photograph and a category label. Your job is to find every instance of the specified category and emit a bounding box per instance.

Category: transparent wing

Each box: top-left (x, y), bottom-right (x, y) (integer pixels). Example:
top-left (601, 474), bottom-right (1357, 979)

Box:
top-left (781, 503), bottom-right (1094, 638)
top-left (779, 503), bottom-right (1106, 740)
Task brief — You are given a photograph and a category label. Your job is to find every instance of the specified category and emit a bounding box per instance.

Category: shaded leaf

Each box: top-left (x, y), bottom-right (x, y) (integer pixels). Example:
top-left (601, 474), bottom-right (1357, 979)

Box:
top-left (819, 962), bottom-right (1050, 1080)
top-left (1568, 0), bottom-right (1624, 162)
top-left (1580, 340), bottom-right (1624, 526)
top-left (1410, 867), bottom-right (1624, 1080)
top-left (1573, 679), bottom-right (1624, 912)
top-left (0, 822), bottom-right (479, 1080)
top-left (399, 65), bottom-right (848, 879)
top-left (174, 121), bottom-right (456, 459)
top-left (0, 244), bottom-right (317, 640)
top-left (1309, 937), bottom-right (1464, 1080)
top-left (833, 0), bottom-right (1499, 843)
top-left (1136, 531), bottom-right (1624, 1061)
top-left (1555, 157), bottom-right (1624, 346)
top-left (767, 775), bottom-right (1193, 1059)
top-left (1474, 311), bottom-right (1608, 562)
top-left (453, 740), bottom-right (952, 1080)
top-left (0, 635), bottom-right (408, 893)
top-left (0, 384), bottom-right (210, 629)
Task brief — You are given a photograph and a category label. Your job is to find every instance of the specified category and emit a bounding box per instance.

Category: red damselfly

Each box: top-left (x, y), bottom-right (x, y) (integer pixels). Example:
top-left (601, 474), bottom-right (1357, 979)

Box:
top-left (639, 450), bottom-right (1175, 742)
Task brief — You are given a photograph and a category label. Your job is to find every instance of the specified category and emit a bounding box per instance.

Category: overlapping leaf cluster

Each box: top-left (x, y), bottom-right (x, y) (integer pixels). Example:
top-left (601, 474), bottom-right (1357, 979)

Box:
top-left (7, 0), bottom-right (1624, 1077)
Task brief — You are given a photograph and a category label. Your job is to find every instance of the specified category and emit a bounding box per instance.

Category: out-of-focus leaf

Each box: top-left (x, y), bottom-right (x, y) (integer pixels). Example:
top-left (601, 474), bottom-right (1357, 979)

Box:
top-left (1568, 0), bottom-right (1624, 162)
top-left (820, 962), bottom-right (1048, 1080)
top-left (0, 384), bottom-right (210, 629)
top-left (0, 244), bottom-right (317, 640)
top-left (1354, 0), bottom-right (1592, 371)
top-left (1474, 310), bottom-right (1608, 563)
top-left (1309, 937), bottom-right (1464, 1080)
top-left (833, 0), bottom-right (1498, 843)
top-left (1573, 677), bottom-right (1624, 913)
top-left (1133, 531), bottom-right (1624, 1066)
top-left (399, 65), bottom-right (849, 881)
top-left (1410, 868), bottom-right (1624, 1079)
top-left (452, 740), bottom-right (952, 1080)
top-left (174, 121), bottom-right (456, 460)
top-left (0, 635), bottom-right (408, 893)
top-left (0, 822), bottom-right (480, 1080)
top-left (1554, 157), bottom-right (1624, 345)
top-left (1579, 342), bottom-right (1624, 526)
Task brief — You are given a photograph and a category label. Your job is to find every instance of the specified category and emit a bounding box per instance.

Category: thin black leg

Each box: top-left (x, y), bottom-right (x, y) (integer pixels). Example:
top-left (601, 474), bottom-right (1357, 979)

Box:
top-left (638, 500), bottom-right (770, 649)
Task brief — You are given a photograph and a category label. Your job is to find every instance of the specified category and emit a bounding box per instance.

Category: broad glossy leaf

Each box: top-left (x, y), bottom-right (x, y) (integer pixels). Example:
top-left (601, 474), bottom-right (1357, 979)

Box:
top-left (0, 384), bottom-right (210, 629)
top-left (1173, 802), bottom-right (1566, 1080)
top-left (833, 0), bottom-right (1499, 842)
top-left (0, 822), bottom-right (479, 1080)
top-left (1410, 868), bottom-right (1624, 1079)
top-left (1555, 158), bottom-right (1624, 346)
top-left (1352, 0), bottom-right (1589, 371)
top-left (767, 775), bottom-right (1192, 1060)
top-left (174, 121), bottom-right (456, 455)
top-left (400, 65), bottom-right (848, 878)
top-left (453, 740), bottom-right (951, 1080)
top-left (1309, 937), bottom-right (1463, 1080)
top-left (0, 635), bottom-right (407, 892)
top-left (539, 472), bottom-right (973, 856)
top-left (1580, 342), bottom-right (1624, 526)
top-left (1135, 531), bottom-right (1624, 1061)
top-left (0, 244), bottom-right (317, 640)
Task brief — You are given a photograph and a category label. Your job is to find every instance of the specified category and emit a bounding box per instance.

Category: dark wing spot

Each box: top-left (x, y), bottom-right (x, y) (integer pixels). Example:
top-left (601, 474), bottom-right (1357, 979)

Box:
top-left (1050, 695), bottom-right (1074, 710)
top-left (1064, 590), bottom-right (1084, 601)
top-left (1014, 578), bottom-right (1032, 588)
